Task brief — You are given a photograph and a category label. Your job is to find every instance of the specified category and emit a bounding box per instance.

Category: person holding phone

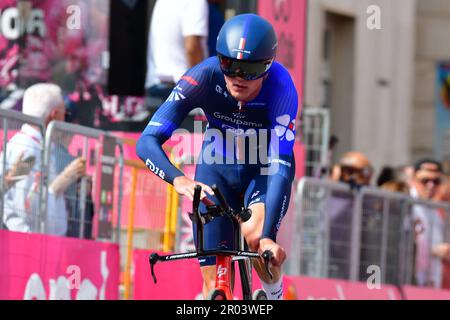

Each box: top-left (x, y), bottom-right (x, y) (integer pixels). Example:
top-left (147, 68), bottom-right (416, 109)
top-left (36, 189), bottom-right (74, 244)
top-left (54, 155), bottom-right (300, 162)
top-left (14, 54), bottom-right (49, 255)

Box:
top-left (0, 83), bottom-right (86, 235)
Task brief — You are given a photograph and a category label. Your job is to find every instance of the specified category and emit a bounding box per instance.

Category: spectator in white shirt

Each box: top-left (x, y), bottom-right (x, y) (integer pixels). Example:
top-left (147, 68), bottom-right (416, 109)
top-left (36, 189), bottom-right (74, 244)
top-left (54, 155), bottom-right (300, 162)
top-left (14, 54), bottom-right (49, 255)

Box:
top-left (0, 83), bottom-right (86, 236)
top-left (145, 0), bottom-right (209, 104)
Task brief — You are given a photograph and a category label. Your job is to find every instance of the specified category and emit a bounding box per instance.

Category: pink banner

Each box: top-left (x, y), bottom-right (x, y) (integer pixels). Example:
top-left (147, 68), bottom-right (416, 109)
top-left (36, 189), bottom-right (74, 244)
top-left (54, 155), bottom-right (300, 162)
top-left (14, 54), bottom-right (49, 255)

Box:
top-left (112, 132), bottom-right (203, 230)
top-left (0, 230), bottom-right (120, 300)
top-left (258, 0), bottom-right (307, 103)
top-left (402, 286), bottom-right (450, 300)
top-left (133, 249), bottom-right (204, 300)
top-left (286, 276), bottom-right (402, 300)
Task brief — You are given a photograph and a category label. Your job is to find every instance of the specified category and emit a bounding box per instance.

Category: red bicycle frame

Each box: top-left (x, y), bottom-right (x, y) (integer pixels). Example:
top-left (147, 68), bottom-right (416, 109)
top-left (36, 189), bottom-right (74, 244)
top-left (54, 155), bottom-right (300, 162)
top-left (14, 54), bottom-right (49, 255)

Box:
top-left (149, 185), bottom-right (273, 300)
top-left (215, 255), bottom-right (234, 300)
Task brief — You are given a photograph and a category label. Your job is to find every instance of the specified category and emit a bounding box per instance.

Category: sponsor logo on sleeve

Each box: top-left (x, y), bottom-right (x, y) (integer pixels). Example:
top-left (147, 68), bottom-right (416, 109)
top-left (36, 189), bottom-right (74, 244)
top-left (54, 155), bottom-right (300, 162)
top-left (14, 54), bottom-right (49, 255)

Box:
top-left (166, 85), bottom-right (186, 102)
top-left (274, 115), bottom-right (295, 141)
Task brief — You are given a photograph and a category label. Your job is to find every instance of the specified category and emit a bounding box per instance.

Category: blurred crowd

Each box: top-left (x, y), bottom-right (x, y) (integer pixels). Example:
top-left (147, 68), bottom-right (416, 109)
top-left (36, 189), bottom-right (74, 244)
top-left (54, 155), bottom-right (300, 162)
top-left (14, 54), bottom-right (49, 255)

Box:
top-left (326, 149), bottom-right (450, 287)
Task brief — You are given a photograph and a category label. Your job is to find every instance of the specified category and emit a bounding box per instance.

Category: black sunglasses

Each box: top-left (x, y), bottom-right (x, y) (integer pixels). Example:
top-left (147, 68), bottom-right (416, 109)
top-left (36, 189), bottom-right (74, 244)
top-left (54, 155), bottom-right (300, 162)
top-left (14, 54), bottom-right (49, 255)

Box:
top-left (218, 55), bottom-right (273, 80)
top-left (340, 165), bottom-right (371, 177)
top-left (419, 178), bottom-right (442, 186)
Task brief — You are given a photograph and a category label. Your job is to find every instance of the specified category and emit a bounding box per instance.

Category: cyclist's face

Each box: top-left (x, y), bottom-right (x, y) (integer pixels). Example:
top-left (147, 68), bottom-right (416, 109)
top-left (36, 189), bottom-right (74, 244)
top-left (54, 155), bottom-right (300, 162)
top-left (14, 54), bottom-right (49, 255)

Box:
top-left (224, 75), bottom-right (264, 102)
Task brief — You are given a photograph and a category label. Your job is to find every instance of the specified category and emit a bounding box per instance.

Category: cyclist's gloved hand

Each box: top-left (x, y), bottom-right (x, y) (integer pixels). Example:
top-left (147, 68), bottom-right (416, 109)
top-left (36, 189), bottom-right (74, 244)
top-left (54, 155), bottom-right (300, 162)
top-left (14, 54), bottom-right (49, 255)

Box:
top-left (259, 238), bottom-right (286, 267)
top-left (173, 176), bottom-right (214, 201)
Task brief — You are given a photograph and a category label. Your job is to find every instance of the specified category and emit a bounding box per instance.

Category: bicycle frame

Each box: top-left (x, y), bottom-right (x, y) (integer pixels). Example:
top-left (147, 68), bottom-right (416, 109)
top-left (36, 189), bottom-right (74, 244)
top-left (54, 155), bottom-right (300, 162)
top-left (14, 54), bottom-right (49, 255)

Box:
top-left (149, 184), bottom-right (272, 300)
top-left (149, 249), bottom-right (260, 297)
top-left (215, 255), bottom-right (234, 300)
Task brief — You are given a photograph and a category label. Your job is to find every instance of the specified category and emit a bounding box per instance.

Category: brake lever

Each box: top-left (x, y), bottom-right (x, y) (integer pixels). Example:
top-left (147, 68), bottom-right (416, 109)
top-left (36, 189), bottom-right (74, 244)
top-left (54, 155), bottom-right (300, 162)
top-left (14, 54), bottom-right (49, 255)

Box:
top-left (149, 253), bottom-right (160, 284)
top-left (261, 250), bottom-right (273, 280)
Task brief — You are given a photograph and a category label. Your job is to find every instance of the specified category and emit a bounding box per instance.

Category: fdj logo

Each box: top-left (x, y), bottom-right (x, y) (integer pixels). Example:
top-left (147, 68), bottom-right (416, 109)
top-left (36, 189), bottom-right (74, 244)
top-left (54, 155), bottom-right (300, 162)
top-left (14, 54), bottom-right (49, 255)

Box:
top-left (0, 7), bottom-right (46, 40)
top-left (145, 159), bottom-right (166, 180)
top-left (217, 265), bottom-right (227, 278)
top-left (166, 86), bottom-right (186, 102)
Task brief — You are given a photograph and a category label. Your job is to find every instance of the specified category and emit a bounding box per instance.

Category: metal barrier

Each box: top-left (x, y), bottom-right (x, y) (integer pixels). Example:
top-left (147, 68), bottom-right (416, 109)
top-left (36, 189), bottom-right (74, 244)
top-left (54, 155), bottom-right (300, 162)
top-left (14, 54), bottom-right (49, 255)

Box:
top-left (289, 177), bottom-right (450, 288)
top-left (301, 107), bottom-right (330, 178)
top-left (174, 162), bottom-right (196, 253)
top-left (355, 188), bottom-right (414, 285)
top-left (288, 177), bottom-right (354, 278)
top-left (0, 109), bottom-right (183, 299)
top-left (0, 109), bottom-right (46, 233)
top-left (43, 121), bottom-right (124, 243)
top-left (117, 137), bottom-right (178, 300)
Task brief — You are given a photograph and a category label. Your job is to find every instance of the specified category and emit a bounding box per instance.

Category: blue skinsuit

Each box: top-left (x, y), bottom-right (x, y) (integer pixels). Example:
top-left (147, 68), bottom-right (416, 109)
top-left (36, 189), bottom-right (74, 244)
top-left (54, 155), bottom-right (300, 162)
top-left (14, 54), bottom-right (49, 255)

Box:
top-left (136, 57), bottom-right (298, 265)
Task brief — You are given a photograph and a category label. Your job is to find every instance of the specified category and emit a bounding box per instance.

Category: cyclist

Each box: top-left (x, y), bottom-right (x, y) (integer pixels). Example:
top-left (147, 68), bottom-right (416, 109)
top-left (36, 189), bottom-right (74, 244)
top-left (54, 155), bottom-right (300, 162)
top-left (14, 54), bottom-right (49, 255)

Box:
top-left (137, 13), bottom-right (298, 300)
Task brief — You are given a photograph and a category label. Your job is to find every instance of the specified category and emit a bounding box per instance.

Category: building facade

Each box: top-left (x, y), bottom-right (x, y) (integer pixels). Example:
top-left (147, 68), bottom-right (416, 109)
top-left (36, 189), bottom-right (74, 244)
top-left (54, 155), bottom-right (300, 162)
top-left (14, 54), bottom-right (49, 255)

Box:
top-left (304, 0), bottom-right (450, 173)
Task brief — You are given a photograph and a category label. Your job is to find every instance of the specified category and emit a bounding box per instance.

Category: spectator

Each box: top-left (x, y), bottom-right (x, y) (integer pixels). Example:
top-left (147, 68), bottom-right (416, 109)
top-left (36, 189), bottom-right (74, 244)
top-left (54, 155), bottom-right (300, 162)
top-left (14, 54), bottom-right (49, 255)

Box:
top-left (207, 0), bottom-right (225, 57)
top-left (430, 174), bottom-right (450, 288)
top-left (54, 96), bottom-right (95, 239)
top-left (330, 151), bottom-right (373, 187)
top-left (377, 166), bottom-right (395, 187)
top-left (1, 152), bottom-right (35, 194)
top-left (145, 0), bottom-right (209, 103)
top-left (378, 165), bottom-right (409, 193)
top-left (51, 133), bottom-right (94, 239)
top-left (410, 159), bottom-right (443, 201)
top-left (409, 158), bottom-right (445, 287)
top-left (325, 151), bottom-right (372, 279)
top-left (0, 83), bottom-right (86, 236)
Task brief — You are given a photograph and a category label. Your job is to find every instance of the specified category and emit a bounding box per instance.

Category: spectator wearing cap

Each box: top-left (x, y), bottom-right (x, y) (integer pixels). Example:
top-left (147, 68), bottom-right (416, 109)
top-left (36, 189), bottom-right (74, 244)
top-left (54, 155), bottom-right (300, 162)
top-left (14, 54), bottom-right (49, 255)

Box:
top-left (410, 158), bottom-right (445, 287)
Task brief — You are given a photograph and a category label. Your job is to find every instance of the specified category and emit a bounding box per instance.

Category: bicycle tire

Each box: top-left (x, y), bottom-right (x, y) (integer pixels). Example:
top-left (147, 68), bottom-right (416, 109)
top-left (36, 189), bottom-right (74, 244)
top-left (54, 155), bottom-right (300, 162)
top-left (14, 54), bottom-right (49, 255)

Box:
top-left (207, 288), bottom-right (227, 300)
top-left (252, 289), bottom-right (268, 300)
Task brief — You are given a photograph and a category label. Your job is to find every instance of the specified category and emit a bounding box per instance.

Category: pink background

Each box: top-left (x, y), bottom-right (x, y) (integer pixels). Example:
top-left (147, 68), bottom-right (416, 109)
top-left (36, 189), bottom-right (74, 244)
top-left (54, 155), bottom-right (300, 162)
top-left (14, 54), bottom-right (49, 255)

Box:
top-left (402, 286), bottom-right (450, 300)
top-left (287, 276), bottom-right (401, 300)
top-left (0, 230), bottom-right (120, 300)
top-left (133, 249), bottom-right (204, 300)
top-left (258, 0), bottom-right (307, 104)
top-left (133, 248), bottom-right (450, 300)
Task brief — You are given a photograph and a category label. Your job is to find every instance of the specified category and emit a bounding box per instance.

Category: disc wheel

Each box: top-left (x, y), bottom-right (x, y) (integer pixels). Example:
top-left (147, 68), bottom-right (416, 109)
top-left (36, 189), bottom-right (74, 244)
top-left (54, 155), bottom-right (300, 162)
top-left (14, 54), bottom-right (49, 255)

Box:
top-left (207, 288), bottom-right (227, 300)
top-left (252, 289), bottom-right (268, 300)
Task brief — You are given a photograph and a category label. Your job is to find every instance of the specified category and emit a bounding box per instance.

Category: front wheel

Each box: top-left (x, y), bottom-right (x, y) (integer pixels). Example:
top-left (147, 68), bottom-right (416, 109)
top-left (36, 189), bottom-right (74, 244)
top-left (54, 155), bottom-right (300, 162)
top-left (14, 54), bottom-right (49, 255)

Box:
top-left (252, 289), bottom-right (268, 300)
top-left (207, 288), bottom-right (227, 300)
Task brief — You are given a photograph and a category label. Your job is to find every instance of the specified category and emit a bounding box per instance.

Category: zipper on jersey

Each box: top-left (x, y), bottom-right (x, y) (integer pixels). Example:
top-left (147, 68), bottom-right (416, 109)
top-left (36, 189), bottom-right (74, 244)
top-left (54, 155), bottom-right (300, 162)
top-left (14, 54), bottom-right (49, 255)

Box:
top-left (236, 101), bottom-right (244, 183)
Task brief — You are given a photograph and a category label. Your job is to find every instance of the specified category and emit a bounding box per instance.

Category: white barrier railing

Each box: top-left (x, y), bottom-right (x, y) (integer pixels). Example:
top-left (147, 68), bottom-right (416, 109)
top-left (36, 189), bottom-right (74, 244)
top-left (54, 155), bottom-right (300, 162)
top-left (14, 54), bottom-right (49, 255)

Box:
top-left (288, 177), bottom-right (450, 288)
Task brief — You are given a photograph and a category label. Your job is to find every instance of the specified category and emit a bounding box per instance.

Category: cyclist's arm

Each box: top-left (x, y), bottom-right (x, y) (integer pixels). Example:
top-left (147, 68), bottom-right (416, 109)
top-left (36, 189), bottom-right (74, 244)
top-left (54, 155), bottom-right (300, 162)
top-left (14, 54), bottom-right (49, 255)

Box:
top-left (136, 64), bottom-right (208, 184)
top-left (261, 77), bottom-right (298, 242)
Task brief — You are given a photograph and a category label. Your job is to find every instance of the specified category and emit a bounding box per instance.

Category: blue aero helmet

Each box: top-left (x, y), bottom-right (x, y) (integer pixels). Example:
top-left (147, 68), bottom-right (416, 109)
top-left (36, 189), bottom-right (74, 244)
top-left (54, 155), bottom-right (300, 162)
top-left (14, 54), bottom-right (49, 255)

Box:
top-left (216, 13), bottom-right (278, 81)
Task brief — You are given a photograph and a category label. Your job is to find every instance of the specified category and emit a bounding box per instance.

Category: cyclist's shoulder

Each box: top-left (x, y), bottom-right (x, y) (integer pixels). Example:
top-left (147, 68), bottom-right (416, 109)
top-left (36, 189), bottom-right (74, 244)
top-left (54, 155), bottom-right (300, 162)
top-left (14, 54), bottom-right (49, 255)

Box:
top-left (187, 57), bottom-right (220, 75)
top-left (182, 57), bottom-right (221, 86)
top-left (266, 61), bottom-right (296, 89)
